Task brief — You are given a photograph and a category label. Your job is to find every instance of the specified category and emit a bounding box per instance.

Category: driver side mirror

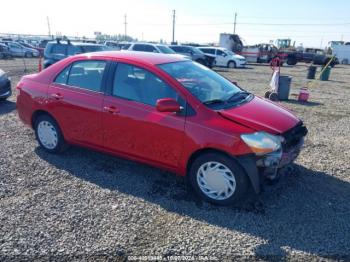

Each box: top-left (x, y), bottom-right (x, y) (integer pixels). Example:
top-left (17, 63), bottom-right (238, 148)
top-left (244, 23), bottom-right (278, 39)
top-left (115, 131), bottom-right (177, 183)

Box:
top-left (156, 98), bottom-right (181, 113)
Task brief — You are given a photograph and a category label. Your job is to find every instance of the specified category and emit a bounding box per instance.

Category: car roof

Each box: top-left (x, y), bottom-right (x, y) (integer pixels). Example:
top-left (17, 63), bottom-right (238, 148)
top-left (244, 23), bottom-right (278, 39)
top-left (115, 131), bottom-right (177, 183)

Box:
top-left (75, 51), bottom-right (187, 65)
top-left (47, 41), bottom-right (102, 46)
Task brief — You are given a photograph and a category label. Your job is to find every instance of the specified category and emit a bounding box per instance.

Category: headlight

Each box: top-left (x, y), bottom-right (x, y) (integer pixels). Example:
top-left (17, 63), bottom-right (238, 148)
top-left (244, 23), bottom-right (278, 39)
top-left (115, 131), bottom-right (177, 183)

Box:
top-left (241, 132), bottom-right (282, 155)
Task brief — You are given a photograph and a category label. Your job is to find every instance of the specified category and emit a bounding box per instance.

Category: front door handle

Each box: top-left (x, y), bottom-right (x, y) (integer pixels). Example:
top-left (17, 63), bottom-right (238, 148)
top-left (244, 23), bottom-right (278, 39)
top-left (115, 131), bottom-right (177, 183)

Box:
top-left (51, 93), bottom-right (63, 100)
top-left (103, 106), bottom-right (119, 114)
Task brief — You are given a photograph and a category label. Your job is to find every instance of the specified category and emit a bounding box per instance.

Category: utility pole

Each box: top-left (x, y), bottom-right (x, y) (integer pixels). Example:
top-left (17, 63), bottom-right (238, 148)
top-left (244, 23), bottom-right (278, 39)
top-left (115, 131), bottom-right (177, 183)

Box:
top-left (172, 10), bottom-right (176, 44)
top-left (233, 12), bottom-right (237, 34)
top-left (46, 16), bottom-right (51, 38)
top-left (124, 14), bottom-right (127, 41)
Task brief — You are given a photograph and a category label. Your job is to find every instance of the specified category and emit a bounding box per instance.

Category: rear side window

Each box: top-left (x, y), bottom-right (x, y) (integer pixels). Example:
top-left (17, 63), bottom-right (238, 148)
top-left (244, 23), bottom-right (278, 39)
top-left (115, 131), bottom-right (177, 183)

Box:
top-left (66, 61), bottom-right (107, 92)
top-left (54, 66), bottom-right (70, 84)
top-left (51, 44), bottom-right (67, 55)
top-left (201, 48), bottom-right (215, 55)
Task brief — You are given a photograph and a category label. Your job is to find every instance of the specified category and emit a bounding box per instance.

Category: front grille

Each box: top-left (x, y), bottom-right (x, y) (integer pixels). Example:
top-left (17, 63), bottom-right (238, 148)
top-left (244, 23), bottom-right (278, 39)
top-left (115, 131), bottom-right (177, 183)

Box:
top-left (281, 121), bottom-right (308, 151)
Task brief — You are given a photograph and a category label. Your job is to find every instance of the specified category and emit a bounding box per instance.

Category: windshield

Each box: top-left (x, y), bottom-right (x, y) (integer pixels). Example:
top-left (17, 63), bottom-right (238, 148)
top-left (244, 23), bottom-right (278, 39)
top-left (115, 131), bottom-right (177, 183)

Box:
top-left (226, 50), bottom-right (236, 56)
top-left (156, 45), bottom-right (176, 54)
top-left (158, 61), bottom-right (245, 105)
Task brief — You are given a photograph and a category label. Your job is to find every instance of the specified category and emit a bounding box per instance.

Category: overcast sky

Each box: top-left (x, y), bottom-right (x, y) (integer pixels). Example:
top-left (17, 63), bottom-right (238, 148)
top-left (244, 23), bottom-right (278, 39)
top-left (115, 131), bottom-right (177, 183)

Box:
top-left (1, 0), bottom-right (349, 47)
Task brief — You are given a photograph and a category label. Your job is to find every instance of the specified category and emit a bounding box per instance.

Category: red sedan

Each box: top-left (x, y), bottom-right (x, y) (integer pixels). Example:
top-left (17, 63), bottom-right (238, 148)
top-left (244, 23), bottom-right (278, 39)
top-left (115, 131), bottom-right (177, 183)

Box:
top-left (16, 51), bottom-right (307, 205)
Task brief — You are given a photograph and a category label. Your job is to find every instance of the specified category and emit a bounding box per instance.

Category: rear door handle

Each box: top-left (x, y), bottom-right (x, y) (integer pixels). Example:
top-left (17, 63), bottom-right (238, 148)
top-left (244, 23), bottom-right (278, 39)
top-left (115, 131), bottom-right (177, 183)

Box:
top-left (103, 106), bottom-right (119, 114)
top-left (51, 93), bottom-right (63, 100)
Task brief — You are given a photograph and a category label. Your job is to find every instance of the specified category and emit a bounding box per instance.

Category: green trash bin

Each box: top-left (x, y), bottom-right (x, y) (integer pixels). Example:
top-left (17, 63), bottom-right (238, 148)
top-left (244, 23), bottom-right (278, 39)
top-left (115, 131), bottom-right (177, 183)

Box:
top-left (320, 66), bottom-right (331, 81)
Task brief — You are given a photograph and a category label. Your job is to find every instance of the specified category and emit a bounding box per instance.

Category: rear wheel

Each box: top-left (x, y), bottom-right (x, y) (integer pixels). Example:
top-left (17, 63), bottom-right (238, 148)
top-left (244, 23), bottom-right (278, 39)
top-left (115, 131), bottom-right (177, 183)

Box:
top-left (228, 61), bottom-right (236, 68)
top-left (34, 115), bottom-right (67, 153)
top-left (188, 153), bottom-right (249, 205)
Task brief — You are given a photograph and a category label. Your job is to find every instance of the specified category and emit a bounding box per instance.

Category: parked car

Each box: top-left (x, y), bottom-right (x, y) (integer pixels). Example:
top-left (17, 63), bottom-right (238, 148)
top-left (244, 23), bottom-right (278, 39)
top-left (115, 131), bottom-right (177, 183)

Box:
top-left (16, 52), bottom-right (307, 205)
top-left (169, 45), bottom-right (215, 68)
top-left (198, 47), bottom-right (246, 68)
top-left (18, 42), bottom-right (44, 57)
top-left (0, 69), bottom-right (11, 100)
top-left (103, 41), bottom-right (120, 50)
top-left (43, 40), bottom-right (107, 68)
top-left (128, 43), bottom-right (178, 54)
top-left (0, 43), bottom-right (12, 59)
top-left (0, 41), bottom-right (39, 58)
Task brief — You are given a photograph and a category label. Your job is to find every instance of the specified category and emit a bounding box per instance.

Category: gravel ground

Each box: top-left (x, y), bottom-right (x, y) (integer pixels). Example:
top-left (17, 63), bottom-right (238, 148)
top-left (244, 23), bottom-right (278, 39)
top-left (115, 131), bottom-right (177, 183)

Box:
top-left (0, 58), bottom-right (350, 261)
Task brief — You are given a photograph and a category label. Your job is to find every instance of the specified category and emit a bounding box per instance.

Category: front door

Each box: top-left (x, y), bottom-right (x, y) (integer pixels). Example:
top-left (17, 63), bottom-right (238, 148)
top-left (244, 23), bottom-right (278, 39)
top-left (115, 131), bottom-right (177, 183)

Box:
top-left (102, 62), bottom-right (186, 168)
top-left (47, 60), bottom-right (107, 146)
top-left (215, 49), bottom-right (227, 66)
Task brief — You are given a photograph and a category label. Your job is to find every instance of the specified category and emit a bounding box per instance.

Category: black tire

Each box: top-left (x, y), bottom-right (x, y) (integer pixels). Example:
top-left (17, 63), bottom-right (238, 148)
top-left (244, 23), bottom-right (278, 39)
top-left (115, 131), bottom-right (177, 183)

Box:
top-left (34, 114), bottom-right (68, 153)
top-left (227, 61), bottom-right (236, 68)
top-left (188, 152), bottom-right (250, 205)
top-left (25, 52), bottom-right (33, 58)
top-left (265, 91), bottom-right (272, 98)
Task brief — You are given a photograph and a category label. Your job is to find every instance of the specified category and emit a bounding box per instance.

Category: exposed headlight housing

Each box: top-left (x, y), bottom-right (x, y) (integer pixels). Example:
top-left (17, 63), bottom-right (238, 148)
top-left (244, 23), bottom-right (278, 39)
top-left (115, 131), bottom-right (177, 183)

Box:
top-left (241, 132), bottom-right (282, 156)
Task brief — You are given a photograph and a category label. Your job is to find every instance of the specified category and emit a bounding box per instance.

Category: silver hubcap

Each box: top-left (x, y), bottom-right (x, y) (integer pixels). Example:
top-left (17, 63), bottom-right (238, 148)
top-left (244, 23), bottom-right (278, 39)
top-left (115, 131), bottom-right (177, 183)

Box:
top-left (37, 121), bottom-right (58, 149)
top-left (197, 161), bottom-right (236, 200)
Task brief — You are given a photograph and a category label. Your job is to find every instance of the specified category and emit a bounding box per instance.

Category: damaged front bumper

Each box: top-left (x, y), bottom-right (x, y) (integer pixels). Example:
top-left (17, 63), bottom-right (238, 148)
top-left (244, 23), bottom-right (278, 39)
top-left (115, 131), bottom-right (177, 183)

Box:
top-left (256, 137), bottom-right (304, 169)
top-left (238, 122), bottom-right (307, 193)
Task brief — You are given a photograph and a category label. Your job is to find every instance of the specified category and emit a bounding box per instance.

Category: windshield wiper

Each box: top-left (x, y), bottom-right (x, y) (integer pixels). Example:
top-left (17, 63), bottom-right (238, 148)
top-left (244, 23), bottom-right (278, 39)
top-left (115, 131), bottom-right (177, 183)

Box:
top-left (203, 99), bottom-right (226, 105)
top-left (228, 91), bottom-right (251, 102)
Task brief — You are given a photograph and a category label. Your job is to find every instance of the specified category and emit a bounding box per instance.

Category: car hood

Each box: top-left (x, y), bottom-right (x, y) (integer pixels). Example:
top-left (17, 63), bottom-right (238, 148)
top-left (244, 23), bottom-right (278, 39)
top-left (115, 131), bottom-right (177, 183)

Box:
top-left (218, 96), bottom-right (300, 134)
top-left (233, 54), bottom-right (245, 60)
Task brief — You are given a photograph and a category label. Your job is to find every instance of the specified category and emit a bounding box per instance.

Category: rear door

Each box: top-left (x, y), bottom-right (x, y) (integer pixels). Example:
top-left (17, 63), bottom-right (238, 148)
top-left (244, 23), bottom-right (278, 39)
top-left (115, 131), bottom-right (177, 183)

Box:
top-left (102, 62), bottom-right (186, 168)
top-left (47, 60), bottom-right (108, 146)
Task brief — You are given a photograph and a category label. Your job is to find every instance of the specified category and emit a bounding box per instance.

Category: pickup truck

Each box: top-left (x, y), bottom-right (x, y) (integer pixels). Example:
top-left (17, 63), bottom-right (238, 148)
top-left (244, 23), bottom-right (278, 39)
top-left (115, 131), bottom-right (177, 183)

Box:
top-left (285, 48), bottom-right (338, 67)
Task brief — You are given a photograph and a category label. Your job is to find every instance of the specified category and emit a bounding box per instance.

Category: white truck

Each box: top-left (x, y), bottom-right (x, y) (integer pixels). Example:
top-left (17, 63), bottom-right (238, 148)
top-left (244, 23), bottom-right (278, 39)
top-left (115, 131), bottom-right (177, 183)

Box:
top-left (332, 45), bottom-right (350, 64)
top-left (219, 33), bottom-right (243, 53)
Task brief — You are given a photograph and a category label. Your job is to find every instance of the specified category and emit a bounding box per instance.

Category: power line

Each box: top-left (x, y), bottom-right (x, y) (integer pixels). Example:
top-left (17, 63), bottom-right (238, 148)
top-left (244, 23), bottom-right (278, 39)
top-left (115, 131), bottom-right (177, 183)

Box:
top-left (172, 10), bottom-right (176, 43)
top-left (124, 14), bottom-right (127, 40)
top-left (233, 12), bottom-right (237, 34)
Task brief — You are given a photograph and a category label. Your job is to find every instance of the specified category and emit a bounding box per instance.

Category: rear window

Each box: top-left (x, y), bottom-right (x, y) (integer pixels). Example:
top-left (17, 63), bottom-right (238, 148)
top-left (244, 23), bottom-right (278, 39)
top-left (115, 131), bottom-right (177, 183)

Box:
top-left (51, 44), bottom-right (67, 55)
top-left (80, 45), bottom-right (105, 53)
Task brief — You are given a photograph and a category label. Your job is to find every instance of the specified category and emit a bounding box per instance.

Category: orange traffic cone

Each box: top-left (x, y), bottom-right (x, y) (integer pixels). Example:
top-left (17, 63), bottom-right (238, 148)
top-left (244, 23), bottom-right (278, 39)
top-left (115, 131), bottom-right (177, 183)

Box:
top-left (38, 56), bottom-right (42, 72)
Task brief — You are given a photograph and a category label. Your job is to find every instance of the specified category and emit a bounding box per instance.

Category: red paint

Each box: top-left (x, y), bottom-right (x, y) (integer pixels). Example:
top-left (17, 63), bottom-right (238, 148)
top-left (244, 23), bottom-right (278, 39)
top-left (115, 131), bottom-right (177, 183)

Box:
top-left (298, 88), bottom-right (310, 102)
top-left (16, 52), bottom-right (302, 176)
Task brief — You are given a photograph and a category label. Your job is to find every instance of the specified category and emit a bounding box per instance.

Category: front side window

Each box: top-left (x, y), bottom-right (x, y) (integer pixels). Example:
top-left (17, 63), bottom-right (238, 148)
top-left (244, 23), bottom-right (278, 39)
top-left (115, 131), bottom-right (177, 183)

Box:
top-left (158, 61), bottom-right (247, 107)
top-left (217, 50), bottom-right (225, 56)
top-left (67, 60), bottom-right (106, 92)
top-left (113, 63), bottom-right (177, 106)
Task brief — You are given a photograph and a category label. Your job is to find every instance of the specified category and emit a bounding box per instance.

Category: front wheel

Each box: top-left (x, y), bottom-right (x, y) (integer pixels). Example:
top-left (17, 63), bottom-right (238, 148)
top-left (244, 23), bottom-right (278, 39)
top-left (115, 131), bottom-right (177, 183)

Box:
top-left (188, 153), bottom-right (249, 205)
top-left (34, 115), bottom-right (67, 153)
top-left (227, 61), bottom-right (236, 68)
top-left (25, 52), bottom-right (33, 58)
